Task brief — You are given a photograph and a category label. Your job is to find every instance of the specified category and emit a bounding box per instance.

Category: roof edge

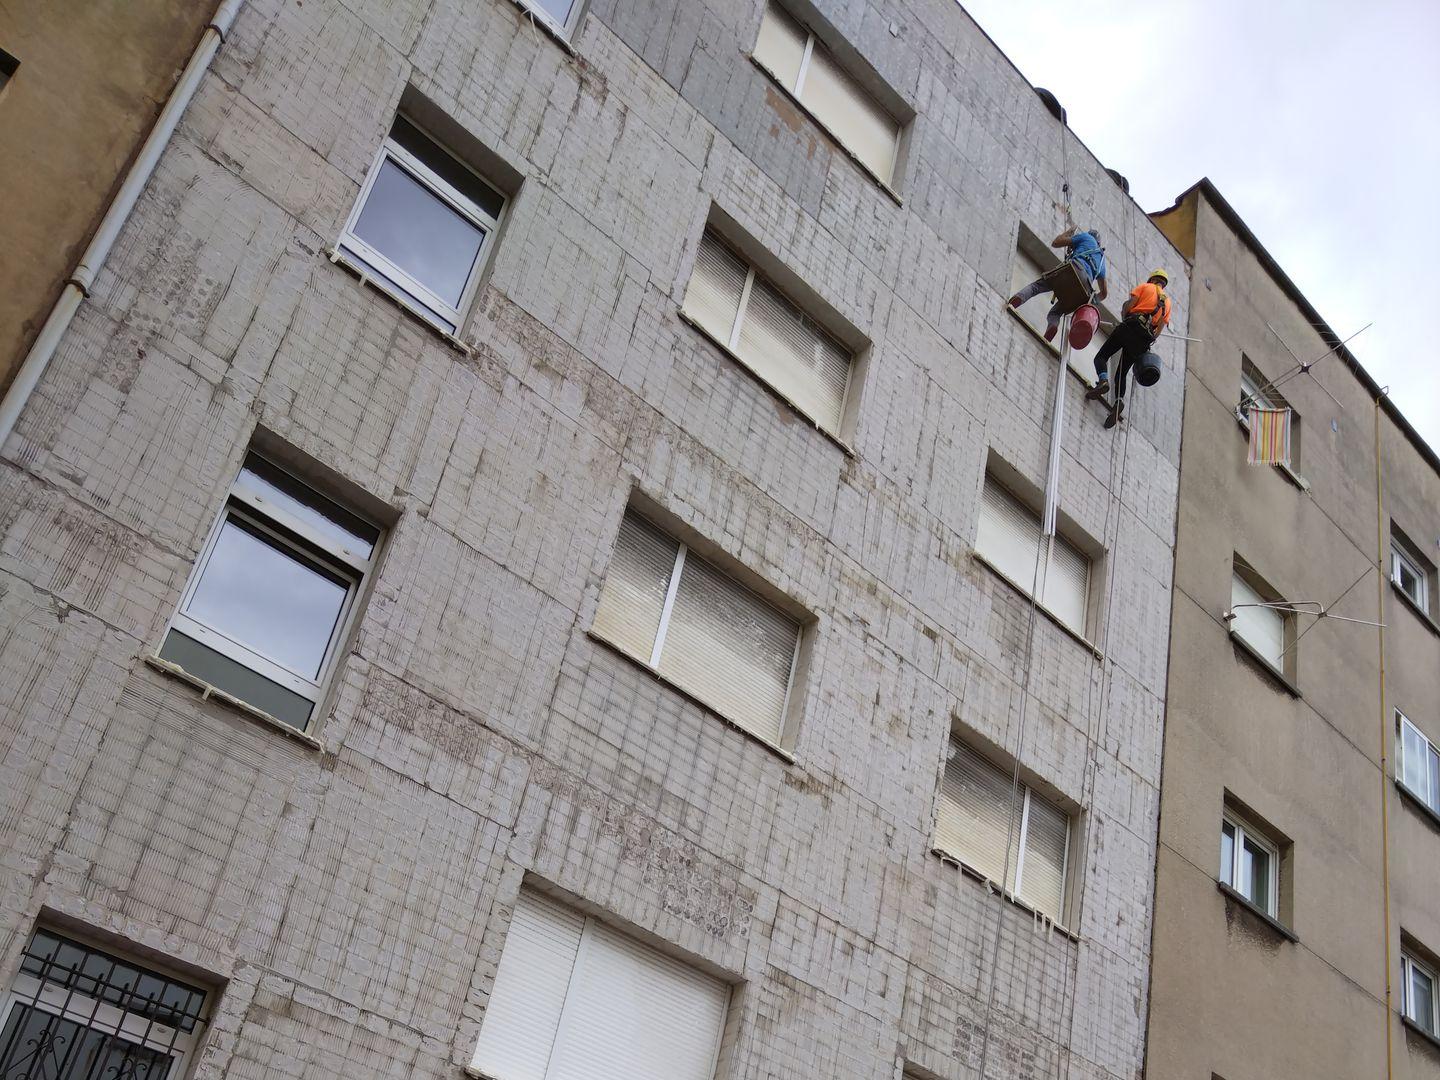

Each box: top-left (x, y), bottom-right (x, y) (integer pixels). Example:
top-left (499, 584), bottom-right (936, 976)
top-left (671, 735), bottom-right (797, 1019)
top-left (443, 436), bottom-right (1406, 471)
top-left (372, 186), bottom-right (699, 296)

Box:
top-left (1176, 177), bottom-right (1439, 476)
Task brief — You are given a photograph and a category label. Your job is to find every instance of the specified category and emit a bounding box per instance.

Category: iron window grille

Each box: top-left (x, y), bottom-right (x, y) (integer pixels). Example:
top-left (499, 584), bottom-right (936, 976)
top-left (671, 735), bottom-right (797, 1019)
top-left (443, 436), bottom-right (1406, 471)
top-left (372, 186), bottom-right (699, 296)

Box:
top-left (158, 451), bottom-right (382, 732)
top-left (338, 115), bottom-right (505, 335)
top-left (1, 929), bottom-right (210, 1080)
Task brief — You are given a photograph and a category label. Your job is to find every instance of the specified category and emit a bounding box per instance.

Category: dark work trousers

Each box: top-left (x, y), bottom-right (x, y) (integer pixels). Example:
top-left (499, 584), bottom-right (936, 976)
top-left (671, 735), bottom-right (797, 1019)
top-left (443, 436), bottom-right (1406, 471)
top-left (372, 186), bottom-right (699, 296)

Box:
top-left (1093, 319), bottom-right (1154, 401)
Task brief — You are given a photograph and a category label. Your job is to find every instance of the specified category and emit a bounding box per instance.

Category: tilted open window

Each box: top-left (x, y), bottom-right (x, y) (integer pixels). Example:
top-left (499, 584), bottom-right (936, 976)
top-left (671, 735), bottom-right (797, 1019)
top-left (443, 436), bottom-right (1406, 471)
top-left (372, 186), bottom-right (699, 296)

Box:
top-left (1398, 711), bottom-right (1440, 816)
top-left (339, 115), bottom-right (506, 335)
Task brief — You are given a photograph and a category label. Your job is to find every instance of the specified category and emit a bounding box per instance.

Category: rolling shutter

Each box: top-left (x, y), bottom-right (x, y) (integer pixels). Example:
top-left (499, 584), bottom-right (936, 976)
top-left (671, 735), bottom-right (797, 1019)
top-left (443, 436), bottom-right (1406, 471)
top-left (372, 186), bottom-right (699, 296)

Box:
top-left (682, 234), bottom-right (747, 347)
top-left (592, 513), bottom-right (679, 665)
top-left (977, 478), bottom-right (1089, 637)
top-left (800, 45), bottom-right (897, 183)
top-left (752, 3), bottom-right (806, 89)
top-left (471, 891), bottom-right (585, 1080)
top-left (936, 740), bottom-right (1020, 890)
top-left (735, 276), bottom-right (849, 432)
top-left (1017, 792), bottom-right (1068, 920)
top-left (658, 547), bottom-right (799, 745)
top-left (472, 890), bottom-right (728, 1080)
top-left (1231, 571), bottom-right (1284, 668)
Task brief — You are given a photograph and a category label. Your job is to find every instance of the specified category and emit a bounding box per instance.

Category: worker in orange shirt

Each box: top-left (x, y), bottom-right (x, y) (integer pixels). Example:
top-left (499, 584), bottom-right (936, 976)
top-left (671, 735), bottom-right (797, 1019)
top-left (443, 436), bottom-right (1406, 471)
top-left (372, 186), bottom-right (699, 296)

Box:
top-left (1085, 268), bottom-right (1172, 428)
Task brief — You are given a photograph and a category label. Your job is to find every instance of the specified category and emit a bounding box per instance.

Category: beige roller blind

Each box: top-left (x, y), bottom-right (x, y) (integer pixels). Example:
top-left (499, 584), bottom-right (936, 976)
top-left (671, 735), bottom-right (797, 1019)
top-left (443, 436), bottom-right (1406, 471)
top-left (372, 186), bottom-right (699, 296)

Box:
top-left (657, 548), bottom-right (799, 745)
top-left (735, 277), bottom-right (849, 432)
top-left (976, 479), bottom-right (1042, 594)
top-left (1018, 791), bottom-right (1069, 921)
top-left (800, 45), bottom-right (898, 183)
top-left (593, 512), bottom-right (679, 664)
top-left (1042, 534), bottom-right (1090, 637)
top-left (682, 233), bottom-right (747, 347)
top-left (752, 2), bottom-right (806, 89)
top-left (937, 739), bottom-right (1021, 890)
top-left (1231, 570), bottom-right (1284, 668)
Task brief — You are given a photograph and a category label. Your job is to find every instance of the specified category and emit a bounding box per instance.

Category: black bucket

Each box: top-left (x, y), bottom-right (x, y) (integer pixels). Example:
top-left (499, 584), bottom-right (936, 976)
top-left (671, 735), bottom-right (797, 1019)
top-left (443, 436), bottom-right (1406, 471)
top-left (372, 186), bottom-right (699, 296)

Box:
top-left (1135, 351), bottom-right (1162, 387)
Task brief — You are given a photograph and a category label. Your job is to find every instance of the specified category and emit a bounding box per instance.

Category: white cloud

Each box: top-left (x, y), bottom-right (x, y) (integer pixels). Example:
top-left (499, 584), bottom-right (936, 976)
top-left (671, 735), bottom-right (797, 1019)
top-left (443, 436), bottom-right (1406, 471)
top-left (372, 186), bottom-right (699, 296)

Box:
top-left (959, 0), bottom-right (1440, 450)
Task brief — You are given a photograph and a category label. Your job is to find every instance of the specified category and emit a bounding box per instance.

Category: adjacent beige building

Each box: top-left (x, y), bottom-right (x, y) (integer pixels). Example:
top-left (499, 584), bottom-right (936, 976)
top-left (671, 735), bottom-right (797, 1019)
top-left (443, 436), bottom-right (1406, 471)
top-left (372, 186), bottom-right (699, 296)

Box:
top-left (0, 0), bottom-right (217, 395)
top-left (1147, 179), bottom-right (1440, 1079)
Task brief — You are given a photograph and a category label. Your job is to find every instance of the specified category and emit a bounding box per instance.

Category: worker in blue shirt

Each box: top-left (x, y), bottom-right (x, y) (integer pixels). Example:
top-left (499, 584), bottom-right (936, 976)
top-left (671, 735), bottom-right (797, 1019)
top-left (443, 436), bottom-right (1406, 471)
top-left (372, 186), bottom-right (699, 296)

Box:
top-left (1007, 227), bottom-right (1108, 341)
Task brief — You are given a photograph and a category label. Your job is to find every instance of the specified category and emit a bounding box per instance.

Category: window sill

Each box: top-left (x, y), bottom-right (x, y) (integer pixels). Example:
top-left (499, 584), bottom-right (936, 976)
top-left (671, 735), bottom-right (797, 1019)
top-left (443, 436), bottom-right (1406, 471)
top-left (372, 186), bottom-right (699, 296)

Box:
top-left (505, 0), bottom-right (580, 57)
top-left (1005, 306), bottom-right (1100, 389)
top-left (1403, 1015), bottom-right (1440, 1056)
top-left (1391, 579), bottom-right (1440, 637)
top-left (143, 653), bottom-right (325, 751)
top-left (1235, 416), bottom-right (1308, 490)
top-left (322, 248), bottom-right (473, 357)
top-left (746, 54), bottom-right (904, 208)
top-left (1396, 779), bottom-right (1440, 832)
top-left (1216, 880), bottom-right (1297, 943)
top-left (929, 847), bottom-right (1078, 941)
top-left (676, 309), bottom-right (857, 458)
top-left (1227, 629), bottom-right (1301, 698)
top-left (972, 551), bottom-right (1104, 660)
top-left (585, 630), bottom-right (798, 765)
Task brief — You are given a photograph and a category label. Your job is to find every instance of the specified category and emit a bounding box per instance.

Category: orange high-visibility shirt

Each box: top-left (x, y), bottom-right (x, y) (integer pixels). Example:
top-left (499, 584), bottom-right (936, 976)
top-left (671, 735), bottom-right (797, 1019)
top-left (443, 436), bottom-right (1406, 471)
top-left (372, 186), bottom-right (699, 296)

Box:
top-left (1128, 283), bottom-right (1172, 331)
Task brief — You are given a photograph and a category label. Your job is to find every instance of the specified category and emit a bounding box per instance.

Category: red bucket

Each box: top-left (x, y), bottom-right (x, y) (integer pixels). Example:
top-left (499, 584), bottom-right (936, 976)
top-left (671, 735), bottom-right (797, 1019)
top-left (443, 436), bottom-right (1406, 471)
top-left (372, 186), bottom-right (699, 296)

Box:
top-left (1069, 304), bottom-right (1099, 349)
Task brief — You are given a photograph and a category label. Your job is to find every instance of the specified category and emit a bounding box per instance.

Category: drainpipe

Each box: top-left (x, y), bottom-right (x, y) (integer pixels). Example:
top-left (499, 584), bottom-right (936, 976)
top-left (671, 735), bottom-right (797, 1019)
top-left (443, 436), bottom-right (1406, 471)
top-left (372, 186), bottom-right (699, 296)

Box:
top-left (0, 0), bottom-right (245, 449)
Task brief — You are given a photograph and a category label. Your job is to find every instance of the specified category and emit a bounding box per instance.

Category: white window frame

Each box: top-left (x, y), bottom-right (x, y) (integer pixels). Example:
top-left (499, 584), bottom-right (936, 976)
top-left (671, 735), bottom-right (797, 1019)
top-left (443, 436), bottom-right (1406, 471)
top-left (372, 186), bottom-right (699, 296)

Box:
top-left (1392, 540), bottom-right (1431, 613)
top-left (338, 124), bottom-right (502, 335)
top-left (162, 455), bottom-right (379, 721)
top-left (1397, 712), bottom-right (1440, 813)
top-left (1236, 365), bottom-right (1275, 427)
top-left (1220, 812), bottom-right (1280, 917)
top-left (1403, 952), bottom-right (1440, 1035)
top-left (514, 0), bottom-right (585, 39)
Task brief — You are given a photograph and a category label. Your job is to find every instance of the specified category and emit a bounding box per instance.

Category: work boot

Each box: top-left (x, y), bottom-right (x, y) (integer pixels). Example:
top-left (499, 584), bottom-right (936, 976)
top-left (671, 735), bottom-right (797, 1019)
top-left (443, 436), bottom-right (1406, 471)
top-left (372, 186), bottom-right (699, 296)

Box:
top-left (1104, 399), bottom-right (1125, 429)
top-left (1043, 323), bottom-right (1058, 342)
top-left (1006, 294), bottom-right (1022, 309)
top-left (1085, 380), bottom-right (1110, 403)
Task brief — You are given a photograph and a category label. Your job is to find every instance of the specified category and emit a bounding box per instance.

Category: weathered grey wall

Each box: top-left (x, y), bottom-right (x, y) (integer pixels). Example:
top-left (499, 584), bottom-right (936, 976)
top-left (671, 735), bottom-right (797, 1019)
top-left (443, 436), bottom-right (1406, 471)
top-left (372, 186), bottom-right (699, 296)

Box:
top-left (1147, 185), bottom-right (1440, 1079)
top-left (0, 1), bottom-right (1185, 1077)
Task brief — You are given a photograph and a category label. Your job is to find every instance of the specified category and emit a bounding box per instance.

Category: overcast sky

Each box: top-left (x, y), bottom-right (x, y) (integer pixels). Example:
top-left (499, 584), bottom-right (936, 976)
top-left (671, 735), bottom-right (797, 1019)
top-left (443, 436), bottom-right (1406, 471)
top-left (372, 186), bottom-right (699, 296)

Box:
top-left (960, 0), bottom-right (1440, 451)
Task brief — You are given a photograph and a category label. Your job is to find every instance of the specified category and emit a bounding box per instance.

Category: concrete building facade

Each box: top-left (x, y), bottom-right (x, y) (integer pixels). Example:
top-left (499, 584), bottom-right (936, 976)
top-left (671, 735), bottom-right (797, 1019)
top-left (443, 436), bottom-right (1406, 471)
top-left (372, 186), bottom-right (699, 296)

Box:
top-left (0, 0), bottom-right (220, 397)
top-left (0, 1), bottom-right (1185, 1078)
top-left (1147, 181), bottom-right (1440, 1079)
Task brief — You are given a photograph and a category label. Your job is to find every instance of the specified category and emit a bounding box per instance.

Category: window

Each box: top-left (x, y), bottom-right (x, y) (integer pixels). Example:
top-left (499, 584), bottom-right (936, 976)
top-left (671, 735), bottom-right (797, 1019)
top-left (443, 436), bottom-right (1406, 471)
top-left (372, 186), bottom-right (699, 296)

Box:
top-left (338, 115), bottom-right (505, 334)
top-left (1237, 356), bottom-right (1302, 473)
top-left (0, 49), bottom-right (17, 94)
top-left (1391, 529), bottom-right (1435, 617)
top-left (935, 738), bottom-right (1072, 923)
top-left (1219, 811), bottom-right (1279, 916)
top-left (1404, 951), bottom-right (1439, 1036)
top-left (751, 2), bottom-right (901, 184)
top-left (1, 928), bottom-right (211, 1079)
top-left (472, 889), bottom-right (728, 1080)
top-left (682, 231), bottom-right (855, 435)
top-left (1230, 561), bottom-right (1289, 674)
top-left (974, 474), bottom-right (1091, 637)
top-left (1398, 712), bottom-right (1440, 814)
top-left (515, 0), bottom-right (584, 38)
top-left (593, 508), bottom-right (802, 747)
top-left (158, 451), bottom-right (382, 732)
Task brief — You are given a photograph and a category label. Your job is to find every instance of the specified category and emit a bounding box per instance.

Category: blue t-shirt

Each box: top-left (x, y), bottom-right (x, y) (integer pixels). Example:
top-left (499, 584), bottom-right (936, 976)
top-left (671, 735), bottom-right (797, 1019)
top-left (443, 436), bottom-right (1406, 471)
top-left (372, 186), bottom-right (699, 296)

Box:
top-left (1067, 231), bottom-right (1105, 282)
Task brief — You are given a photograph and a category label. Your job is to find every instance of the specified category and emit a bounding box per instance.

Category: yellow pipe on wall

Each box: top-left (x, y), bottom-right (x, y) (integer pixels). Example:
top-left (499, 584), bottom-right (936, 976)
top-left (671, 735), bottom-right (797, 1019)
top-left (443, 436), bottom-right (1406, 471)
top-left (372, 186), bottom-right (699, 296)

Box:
top-left (1374, 396), bottom-right (1394, 1080)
